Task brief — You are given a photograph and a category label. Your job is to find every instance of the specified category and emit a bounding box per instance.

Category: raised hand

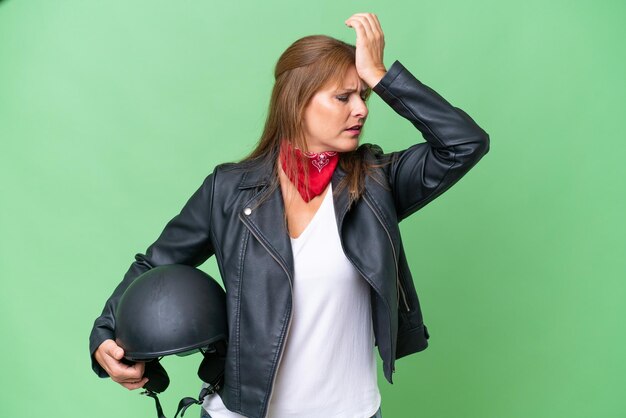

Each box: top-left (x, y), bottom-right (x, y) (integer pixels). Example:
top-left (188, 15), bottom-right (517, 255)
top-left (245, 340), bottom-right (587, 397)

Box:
top-left (344, 13), bottom-right (387, 88)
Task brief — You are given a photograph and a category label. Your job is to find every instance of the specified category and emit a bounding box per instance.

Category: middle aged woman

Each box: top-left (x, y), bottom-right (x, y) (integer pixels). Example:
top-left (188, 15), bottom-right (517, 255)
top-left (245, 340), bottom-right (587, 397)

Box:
top-left (89, 12), bottom-right (490, 418)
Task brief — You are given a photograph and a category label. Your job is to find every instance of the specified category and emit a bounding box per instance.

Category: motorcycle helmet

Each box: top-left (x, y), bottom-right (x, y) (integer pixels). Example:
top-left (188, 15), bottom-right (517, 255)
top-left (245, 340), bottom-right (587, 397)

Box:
top-left (115, 264), bottom-right (228, 418)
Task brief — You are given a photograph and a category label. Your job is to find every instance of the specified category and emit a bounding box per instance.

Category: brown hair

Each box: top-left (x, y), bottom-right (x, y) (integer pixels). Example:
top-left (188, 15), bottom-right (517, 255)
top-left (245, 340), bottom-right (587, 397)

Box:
top-left (241, 34), bottom-right (386, 208)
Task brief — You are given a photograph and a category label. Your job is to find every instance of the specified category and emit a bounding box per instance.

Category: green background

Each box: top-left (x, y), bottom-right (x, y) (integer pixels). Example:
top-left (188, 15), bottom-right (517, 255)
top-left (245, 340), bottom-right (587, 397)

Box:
top-left (1, 0), bottom-right (624, 417)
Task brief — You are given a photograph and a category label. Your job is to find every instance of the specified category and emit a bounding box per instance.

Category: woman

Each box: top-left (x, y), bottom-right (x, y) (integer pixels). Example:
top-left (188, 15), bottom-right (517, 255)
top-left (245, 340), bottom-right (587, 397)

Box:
top-left (90, 13), bottom-right (489, 418)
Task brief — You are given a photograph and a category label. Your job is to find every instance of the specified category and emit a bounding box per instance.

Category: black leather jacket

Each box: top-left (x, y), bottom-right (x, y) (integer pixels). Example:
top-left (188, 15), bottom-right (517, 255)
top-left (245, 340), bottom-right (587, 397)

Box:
top-left (89, 60), bottom-right (489, 418)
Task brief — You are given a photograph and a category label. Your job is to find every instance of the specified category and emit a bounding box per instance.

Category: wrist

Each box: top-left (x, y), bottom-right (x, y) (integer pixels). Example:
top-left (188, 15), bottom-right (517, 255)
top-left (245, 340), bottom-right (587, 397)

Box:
top-left (363, 68), bottom-right (387, 88)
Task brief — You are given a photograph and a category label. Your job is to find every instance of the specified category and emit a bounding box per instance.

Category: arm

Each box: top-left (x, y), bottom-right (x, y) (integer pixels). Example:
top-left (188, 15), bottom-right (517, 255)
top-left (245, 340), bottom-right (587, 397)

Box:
top-left (343, 13), bottom-right (489, 216)
top-left (372, 60), bottom-right (490, 220)
top-left (89, 172), bottom-right (217, 377)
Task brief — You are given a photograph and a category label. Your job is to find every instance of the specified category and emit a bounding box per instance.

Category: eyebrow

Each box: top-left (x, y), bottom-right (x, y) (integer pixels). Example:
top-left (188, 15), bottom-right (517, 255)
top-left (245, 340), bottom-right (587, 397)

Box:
top-left (335, 87), bottom-right (370, 94)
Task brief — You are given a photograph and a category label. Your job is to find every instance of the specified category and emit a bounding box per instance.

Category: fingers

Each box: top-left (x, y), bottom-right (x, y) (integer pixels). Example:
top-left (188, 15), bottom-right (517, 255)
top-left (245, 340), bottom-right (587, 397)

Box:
top-left (346, 15), bottom-right (375, 39)
top-left (344, 13), bottom-right (385, 55)
top-left (365, 13), bottom-right (383, 34)
top-left (111, 359), bottom-right (145, 382)
top-left (345, 13), bottom-right (384, 40)
top-left (110, 344), bottom-right (124, 360)
top-left (111, 360), bottom-right (148, 389)
top-left (344, 13), bottom-right (387, 87)
top-left (95, 339), bottom-right (148, 390)
top-left (345, 16), bottom-right (368, 43)
top-left (120, 377), bottom-right (150, 391)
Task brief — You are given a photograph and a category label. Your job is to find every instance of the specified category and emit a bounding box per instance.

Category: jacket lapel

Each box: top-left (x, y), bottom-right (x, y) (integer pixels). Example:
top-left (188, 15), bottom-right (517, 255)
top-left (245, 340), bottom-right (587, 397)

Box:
top-left (238, 155), bottom-right (354, 284)
top-left (237, 157), bottom-right (295, 282)
top-left (331, 164), bottom-right (351, 232)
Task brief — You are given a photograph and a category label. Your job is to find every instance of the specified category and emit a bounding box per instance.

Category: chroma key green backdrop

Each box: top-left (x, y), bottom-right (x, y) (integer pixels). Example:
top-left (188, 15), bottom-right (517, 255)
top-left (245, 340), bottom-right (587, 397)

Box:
top-left (1, 0), bottom-right (624, 417)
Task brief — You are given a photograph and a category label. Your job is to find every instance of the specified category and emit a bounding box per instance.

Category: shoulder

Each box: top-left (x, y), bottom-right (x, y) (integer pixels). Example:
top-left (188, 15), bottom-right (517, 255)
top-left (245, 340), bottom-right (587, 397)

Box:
top-left (210, 156), bottom-right (274, 193)
top-left (358, 142), bottom-right (384, 156)
top-left (208, 160), bottom-right (249, 188)
top-left (356, 142), bottom-right (395, 170)
top-left (189, 161), bottom-right (251, 197)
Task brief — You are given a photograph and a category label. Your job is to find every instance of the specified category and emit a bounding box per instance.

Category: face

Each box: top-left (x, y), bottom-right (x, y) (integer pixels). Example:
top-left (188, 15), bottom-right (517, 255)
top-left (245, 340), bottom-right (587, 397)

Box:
top-left (301, 66), bottom-right (369, 153)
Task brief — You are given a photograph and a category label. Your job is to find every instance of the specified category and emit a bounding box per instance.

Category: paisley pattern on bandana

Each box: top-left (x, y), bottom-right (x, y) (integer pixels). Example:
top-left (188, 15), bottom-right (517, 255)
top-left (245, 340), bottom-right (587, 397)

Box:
top-left (302, 150), bottom-right (338, 173)
top-left (279, 141), bottom-right (339, 202)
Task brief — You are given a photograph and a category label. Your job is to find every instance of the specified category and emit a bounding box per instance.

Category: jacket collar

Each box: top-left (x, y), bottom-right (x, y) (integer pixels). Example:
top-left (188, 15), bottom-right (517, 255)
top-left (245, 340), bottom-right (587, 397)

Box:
top-left (236, 152), bottom-right (353, 283)
top-left (237, 154), bottom-right (274, 190)
top-left (236, 151), bottom-right (352, 229)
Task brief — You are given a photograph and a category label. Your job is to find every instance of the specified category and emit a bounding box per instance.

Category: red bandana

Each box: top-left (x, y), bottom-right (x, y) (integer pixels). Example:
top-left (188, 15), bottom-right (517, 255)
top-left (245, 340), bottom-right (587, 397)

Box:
top-left (279, 141), bottom-right (339, 202)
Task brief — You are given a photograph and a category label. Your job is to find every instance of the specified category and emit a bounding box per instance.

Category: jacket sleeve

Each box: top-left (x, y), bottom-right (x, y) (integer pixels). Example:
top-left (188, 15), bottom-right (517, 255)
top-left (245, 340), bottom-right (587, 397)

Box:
top-left (372, 60), bottom-right (490, 221)
top-left (88, 172), bottom-right (217, 377)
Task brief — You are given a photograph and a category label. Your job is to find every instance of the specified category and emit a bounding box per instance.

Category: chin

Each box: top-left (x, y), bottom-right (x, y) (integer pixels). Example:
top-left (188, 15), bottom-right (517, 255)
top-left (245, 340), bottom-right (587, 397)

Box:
top-left (335, 138), bottom-right (360, 153)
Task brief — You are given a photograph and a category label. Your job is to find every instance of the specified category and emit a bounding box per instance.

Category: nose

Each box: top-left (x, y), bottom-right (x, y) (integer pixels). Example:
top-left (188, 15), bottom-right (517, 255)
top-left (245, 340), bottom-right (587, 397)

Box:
top-left (352, 97), bottom-right (368, 120)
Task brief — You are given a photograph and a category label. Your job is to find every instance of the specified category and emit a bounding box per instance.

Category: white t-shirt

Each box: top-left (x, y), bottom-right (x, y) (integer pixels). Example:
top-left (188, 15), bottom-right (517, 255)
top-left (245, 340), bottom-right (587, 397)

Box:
top-left (202, 183), bottom-right (381, 417)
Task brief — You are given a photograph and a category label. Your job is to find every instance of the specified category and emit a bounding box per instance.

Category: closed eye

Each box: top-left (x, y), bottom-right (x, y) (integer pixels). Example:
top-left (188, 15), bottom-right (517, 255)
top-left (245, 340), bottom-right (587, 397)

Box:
top-left (336, 91), bottom-right (370, 103)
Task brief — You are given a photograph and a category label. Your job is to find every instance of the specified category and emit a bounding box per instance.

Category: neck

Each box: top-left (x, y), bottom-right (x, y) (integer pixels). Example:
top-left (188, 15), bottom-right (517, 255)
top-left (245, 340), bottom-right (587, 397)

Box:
top-left (278, 140), bottom-right (339, 202)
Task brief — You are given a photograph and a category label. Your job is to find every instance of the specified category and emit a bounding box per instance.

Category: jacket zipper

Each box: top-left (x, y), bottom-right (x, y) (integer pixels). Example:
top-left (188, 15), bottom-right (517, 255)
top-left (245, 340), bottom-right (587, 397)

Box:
top-left (363, 194), bottom-right (411, 312)
top-left (239, 213), bottom-right (294, 418)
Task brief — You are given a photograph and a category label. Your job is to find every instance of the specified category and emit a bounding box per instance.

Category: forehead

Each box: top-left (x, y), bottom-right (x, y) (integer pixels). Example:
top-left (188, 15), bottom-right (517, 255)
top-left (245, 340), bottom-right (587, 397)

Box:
top-left (323, 66), bottom-right (364, 91)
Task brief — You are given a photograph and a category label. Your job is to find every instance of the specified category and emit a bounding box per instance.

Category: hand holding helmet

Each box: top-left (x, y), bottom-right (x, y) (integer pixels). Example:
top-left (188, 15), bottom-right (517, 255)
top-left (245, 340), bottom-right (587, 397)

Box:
top-left (95, 264), bottom-right (228, 418)
top-left (94, 339), bottom-right (148, 390)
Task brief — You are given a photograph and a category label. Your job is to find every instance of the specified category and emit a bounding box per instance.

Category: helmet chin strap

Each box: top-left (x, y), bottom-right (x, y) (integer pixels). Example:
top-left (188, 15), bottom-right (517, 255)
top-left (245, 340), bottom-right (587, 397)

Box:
top-left (140, 377), bottom-right (218, 418)
top-left (140, 341), bottom-right (227, 418)
top-left (141, 390), bottom-right (166, 418)
top-left (173, 386), bottom-right (212, 418)
top-left (142, 384), bottom-right (215, 418)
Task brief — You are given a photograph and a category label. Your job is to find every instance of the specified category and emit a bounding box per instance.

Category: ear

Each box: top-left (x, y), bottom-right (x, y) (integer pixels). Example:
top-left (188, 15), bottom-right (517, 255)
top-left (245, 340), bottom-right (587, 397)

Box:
top-left (142, 360), bottom-right (170, 393)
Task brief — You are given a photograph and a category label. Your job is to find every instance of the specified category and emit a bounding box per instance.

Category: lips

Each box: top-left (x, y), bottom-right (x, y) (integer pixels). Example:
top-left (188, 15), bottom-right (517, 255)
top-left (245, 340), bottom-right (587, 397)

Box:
top-left (346, 124), bottom-right (362, 131)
